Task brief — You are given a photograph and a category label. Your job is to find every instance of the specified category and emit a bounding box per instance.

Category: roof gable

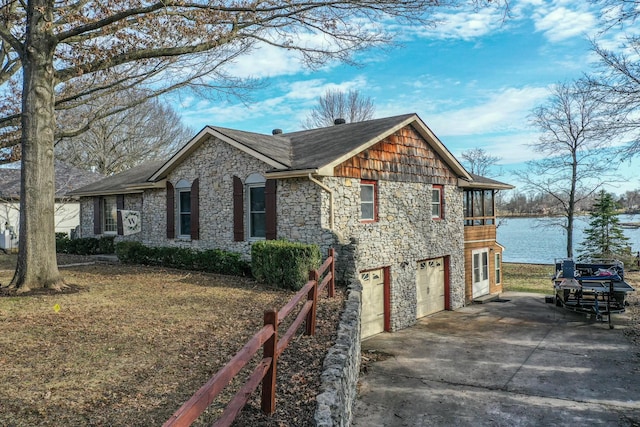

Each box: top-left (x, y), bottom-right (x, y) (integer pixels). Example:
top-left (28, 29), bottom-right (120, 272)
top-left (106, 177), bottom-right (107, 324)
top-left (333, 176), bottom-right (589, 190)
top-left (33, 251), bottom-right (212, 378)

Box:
top-left (149, 126), bottom-right (292, 181)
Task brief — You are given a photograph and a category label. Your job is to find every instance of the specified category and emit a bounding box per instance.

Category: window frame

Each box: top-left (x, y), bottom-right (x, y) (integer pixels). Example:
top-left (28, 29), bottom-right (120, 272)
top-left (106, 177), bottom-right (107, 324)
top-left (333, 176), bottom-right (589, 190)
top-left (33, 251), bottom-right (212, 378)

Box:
top-left (431, 185), bottom-right (444, 220)
top-left (495, 252), bottom-right (502, 284)
top-left (176, 179), bottom-right (191, 238)
top-left (246, 173), bottom-right (266, 240)
top-left (102, 196), bottom-right (117, 235)
top-left (360, 180), bottom-right (378, 223)
top-left (463, 189), bottom-right (495, 226)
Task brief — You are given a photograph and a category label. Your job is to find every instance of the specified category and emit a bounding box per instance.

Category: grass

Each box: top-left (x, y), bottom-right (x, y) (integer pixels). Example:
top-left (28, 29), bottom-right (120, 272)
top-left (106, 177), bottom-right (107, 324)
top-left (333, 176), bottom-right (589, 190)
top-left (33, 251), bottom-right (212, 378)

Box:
top-left (503, 262), bottom-right (640, 294)
top-left (0, 254), bottom-right (344, 426)
top-left (503, 263), bottom-right (556, 294)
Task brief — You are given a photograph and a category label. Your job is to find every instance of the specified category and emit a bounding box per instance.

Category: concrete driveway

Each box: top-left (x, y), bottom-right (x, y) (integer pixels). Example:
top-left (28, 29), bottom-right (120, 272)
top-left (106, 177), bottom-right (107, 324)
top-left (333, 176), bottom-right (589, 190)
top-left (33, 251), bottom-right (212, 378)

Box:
top-left (353, 292), bottom-right (640, 427)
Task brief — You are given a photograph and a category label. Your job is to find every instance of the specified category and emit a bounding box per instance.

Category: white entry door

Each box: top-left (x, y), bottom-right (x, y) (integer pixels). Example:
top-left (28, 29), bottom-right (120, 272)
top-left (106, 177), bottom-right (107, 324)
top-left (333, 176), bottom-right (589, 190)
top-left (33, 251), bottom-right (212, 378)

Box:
top-left (360, 269), bottom-right (385, 339)
top-left (416, 258), bottom-right (445, 318)
top-left (472, 248), bottom-right (490, 298)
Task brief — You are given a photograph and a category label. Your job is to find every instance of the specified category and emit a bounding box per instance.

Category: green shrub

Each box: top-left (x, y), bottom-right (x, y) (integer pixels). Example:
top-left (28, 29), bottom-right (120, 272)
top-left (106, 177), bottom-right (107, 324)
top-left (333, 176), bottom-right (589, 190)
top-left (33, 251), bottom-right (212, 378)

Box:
top-left (114, 241), bottom-right (145, 263)
top-left (251, 240), bottom-right (321, 290)
top-left (115, 242), bottom-right (250, 276)
top-left (56, 235), bottom-right (71, 253)
top-left (56, 235), bottom-right (115, 255)
top-left (98, 236), bottom-right (115, 254)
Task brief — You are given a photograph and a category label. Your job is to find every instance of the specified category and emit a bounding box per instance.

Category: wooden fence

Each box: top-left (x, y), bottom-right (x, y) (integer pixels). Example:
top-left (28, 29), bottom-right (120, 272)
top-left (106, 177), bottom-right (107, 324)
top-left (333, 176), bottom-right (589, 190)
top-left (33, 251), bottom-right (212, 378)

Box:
top-left (164, 248), bottom-right (336, 427)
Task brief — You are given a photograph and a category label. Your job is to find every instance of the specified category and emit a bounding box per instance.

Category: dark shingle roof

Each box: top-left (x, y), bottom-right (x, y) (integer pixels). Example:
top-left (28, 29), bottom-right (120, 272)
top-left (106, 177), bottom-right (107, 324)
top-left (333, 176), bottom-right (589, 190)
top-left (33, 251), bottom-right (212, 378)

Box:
top-left (283, 114), bottom-right (416, 169)
top-left (207, 114), bottom-right (416, 170)
top-left (67, 160), bottom-right (165, 196)
top-left (208, 126), bottom-right (292, 166)
top-left (460, 173), bottom-right (514, 190)
top-left (0, 161), bottom-right (103, 199)
top-left (75, 113), bottom-right (490, 195)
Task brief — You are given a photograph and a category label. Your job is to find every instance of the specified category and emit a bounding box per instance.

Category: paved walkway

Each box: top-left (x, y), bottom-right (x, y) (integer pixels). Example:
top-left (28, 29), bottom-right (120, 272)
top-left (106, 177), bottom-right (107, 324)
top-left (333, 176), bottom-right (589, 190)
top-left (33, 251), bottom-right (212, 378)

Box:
top-left (353, 292), bottom-right (640, 426)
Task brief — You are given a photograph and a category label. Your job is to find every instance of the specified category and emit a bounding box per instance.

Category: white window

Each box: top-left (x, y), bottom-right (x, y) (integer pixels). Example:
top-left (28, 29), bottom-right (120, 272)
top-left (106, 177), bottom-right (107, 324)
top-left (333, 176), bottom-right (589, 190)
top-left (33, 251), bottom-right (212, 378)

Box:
top-left (246, 173), bottom-right (266, 239)
top-left (360, 180), bottom-right (377, 221)
top-left (102, 196), bottom-right (117, 234)
top-left (176, 179), bottom-right (191, 237)
top-left (495, 252), bottom-right (502, 284)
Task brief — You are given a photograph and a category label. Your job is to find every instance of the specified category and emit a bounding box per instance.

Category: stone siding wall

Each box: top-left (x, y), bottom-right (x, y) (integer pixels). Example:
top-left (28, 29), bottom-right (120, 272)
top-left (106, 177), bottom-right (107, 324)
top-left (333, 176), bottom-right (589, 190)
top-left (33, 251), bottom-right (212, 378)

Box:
top-left (78, 194), bottom-right (143, 242)
top-left (322, 176), bottom-right (465, 331)
top-left (78, 137), bottom-right (327, 257)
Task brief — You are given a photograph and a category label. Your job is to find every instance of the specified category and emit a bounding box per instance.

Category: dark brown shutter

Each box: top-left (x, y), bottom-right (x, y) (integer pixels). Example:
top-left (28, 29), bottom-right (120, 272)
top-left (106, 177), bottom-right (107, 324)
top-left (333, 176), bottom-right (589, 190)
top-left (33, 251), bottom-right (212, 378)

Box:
top-left (441, 187), bottom-right (446, 220)
top-left (190, 178), bottom-right (200, 240)
top-left (265, 179), bottom-right (277, 240)
top-left (93, 197), bottom-right (102, 235)
top-left (116, 195), bottom-right (125, 235)
top-left (233, 176), bottom-right (244, 242)
top-left (166, 181), bottom-right (175, 239)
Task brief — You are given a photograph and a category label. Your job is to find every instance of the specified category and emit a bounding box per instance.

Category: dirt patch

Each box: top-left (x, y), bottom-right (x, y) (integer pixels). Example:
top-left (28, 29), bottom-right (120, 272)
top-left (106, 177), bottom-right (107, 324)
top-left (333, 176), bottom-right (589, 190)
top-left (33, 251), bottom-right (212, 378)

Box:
top-left (0, 262), bottom-right (344, 426)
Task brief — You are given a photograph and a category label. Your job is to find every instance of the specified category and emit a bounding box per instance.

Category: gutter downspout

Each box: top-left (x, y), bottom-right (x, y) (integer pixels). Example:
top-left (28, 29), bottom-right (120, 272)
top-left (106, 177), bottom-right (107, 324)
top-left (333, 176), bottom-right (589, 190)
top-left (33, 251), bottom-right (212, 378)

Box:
top-left (308, 174), bottom-right (334, 230)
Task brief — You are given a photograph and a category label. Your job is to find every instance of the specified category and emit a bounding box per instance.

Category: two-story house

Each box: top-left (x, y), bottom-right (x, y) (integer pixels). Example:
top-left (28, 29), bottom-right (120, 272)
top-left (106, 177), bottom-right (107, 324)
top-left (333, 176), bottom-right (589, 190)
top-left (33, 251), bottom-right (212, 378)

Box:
top-left (69, 113), bottom-right (512, 338)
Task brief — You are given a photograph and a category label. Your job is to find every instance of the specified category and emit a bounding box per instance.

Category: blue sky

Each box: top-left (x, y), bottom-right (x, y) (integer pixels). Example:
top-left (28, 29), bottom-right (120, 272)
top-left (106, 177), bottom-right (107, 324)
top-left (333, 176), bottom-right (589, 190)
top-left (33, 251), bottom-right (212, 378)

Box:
top-left (169, 0), bottom-right (640, 195)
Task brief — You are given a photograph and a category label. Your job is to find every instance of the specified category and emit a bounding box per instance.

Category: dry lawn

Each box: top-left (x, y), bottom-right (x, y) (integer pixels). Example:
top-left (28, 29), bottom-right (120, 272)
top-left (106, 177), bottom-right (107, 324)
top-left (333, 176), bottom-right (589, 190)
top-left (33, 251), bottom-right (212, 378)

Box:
top-left (0, 254), bottom-right (344, 426)
top-left (503, 262), bottom-right (640, 295)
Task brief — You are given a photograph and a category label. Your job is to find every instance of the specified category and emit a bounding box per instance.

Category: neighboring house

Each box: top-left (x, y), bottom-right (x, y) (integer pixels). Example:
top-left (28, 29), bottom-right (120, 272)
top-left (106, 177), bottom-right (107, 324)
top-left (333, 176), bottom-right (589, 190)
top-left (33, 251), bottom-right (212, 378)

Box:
top-left (0, 161), bottom-right (103, 244)
top-left (459, 174), bottom-right (514, 302)
top-left (69, 113), bottom-right (512, 338)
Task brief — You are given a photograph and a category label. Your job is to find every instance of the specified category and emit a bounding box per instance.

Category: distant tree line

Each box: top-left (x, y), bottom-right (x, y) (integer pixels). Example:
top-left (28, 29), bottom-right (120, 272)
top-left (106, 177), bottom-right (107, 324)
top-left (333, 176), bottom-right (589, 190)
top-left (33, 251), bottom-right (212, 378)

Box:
top-left (497, 189), bottom-right (640, 216)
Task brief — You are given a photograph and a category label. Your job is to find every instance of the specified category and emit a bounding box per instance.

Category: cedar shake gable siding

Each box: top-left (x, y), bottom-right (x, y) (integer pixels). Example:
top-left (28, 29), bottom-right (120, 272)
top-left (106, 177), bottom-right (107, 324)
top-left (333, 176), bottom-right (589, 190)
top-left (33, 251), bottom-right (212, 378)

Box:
top-left (333, 126), bottom-right (459, 185)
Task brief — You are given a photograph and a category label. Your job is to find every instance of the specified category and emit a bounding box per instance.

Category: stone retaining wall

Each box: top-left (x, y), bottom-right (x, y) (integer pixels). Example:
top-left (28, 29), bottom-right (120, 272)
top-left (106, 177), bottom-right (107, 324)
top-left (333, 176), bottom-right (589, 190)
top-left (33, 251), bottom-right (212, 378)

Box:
top-left (315, 245), bottom-right (362, 427)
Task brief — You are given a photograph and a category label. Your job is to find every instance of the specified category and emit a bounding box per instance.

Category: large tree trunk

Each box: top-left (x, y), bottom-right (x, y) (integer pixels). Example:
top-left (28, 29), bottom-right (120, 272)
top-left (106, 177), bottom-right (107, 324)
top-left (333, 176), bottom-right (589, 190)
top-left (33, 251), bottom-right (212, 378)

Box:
top-left (8, 0), bottom-right (63, 292)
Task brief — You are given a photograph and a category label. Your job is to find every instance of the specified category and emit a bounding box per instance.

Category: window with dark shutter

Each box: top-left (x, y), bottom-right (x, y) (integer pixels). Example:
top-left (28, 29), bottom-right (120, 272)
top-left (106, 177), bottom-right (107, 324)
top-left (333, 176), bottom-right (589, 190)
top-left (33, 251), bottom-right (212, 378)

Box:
top-left (265, 179), bottom-right (277, 240)
top-left (233, 176), bottom-right (244, 241)
top-left (166, 181), bottom-right (175, 239)
top-left (116, 195), bottom-right (125, 235)
top-left (190, 178), bottom-right (200, 240)
top-left (93, 197), bottom-right (102, 235)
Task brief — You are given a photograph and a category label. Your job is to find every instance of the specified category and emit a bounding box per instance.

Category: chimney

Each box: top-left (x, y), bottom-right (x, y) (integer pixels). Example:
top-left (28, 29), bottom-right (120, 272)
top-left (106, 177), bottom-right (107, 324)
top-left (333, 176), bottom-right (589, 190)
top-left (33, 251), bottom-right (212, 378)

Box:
top-left (334, 118), bottom-right (346, 125)
top-left (272, 128), bottom-right (283, 135)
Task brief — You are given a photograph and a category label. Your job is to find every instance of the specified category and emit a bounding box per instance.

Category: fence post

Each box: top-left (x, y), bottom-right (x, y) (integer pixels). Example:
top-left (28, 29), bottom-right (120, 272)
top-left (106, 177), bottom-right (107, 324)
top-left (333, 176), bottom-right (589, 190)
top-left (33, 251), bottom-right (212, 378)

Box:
top-left (261, 309), bottom-right (278, 414)
top-left (306, 270), bottom-right (319, 336)
top-left (328, 248), bottom-right (336, 297)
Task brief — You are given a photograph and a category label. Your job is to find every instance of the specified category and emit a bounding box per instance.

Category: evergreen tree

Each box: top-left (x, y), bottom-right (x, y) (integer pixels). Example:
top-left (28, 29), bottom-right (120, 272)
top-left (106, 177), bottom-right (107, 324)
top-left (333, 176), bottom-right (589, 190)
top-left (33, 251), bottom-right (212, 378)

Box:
top-left (577, 190), bottom-right (630, 261)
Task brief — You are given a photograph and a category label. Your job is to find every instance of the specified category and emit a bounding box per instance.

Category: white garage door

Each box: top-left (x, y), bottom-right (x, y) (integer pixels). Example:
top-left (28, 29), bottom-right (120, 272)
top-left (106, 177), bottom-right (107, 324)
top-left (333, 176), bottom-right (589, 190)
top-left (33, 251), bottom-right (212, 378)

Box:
top-left (416, 258), bottom-right (445, 318)
top-left (360, 269), bottom-right (385, 339)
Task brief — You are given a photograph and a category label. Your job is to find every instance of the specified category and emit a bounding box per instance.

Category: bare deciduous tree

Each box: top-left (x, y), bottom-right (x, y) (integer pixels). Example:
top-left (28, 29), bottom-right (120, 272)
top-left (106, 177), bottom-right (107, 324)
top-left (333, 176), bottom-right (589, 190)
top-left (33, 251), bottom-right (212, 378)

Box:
top-left (516, 79), bottom-right (620, 259)
top-left (302, 89), bottom-right (375, 129)
top-left (0, 0), bottom-right (503, 291)
top-left (460, 147), bottom-right (501, 177)
top-left (55, 96), bottom-right (192, 175)
top-left (588, 0), bottom-right (640, 155)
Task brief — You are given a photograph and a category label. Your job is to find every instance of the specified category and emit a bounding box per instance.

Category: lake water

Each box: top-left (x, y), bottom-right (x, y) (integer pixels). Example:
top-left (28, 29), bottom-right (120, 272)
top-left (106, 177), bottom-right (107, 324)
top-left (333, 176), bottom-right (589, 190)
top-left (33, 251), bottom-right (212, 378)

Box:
top-left (496, 215), bottom-right (640, 264)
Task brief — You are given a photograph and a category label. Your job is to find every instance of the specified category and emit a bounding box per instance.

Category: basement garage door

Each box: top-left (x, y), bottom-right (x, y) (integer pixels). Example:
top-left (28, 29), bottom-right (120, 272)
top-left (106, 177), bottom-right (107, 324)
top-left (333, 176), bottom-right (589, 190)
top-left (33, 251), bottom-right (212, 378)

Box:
top-left (416, 258), bottom-right (445, 318)
top-left (360, 269), bottom-right (385, 339)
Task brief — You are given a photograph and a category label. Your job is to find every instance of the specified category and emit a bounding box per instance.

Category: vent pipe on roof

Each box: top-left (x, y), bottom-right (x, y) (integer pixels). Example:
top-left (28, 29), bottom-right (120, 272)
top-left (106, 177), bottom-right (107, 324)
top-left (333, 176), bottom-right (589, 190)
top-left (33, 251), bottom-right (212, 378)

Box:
top-left (333, 118), bottom-right (346, 125)
top-left (272, 128), bottom-right (283, 135)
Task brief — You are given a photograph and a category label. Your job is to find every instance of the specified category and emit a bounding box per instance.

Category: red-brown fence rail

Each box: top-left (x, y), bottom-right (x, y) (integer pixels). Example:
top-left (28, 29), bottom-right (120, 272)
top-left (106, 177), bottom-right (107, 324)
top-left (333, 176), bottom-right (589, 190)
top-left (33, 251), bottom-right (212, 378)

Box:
top-left (164, 248), bottom-right (336, 427)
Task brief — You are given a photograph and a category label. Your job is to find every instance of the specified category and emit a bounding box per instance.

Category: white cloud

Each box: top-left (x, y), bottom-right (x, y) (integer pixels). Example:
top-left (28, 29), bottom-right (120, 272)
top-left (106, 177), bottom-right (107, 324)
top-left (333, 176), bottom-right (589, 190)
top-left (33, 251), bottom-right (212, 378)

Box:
top-left (403, 7), bottom-right (507, 41)
top-left (534, 6), bottom-right (595, 42)
top-left (515, 0), bottom-right (597, 42)
top-left (222, 43), bottom-right (309, 79)
top-left (179, 76), bottom-right (373, 131)
top-left (419, 86), bottom-right (550, 136)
